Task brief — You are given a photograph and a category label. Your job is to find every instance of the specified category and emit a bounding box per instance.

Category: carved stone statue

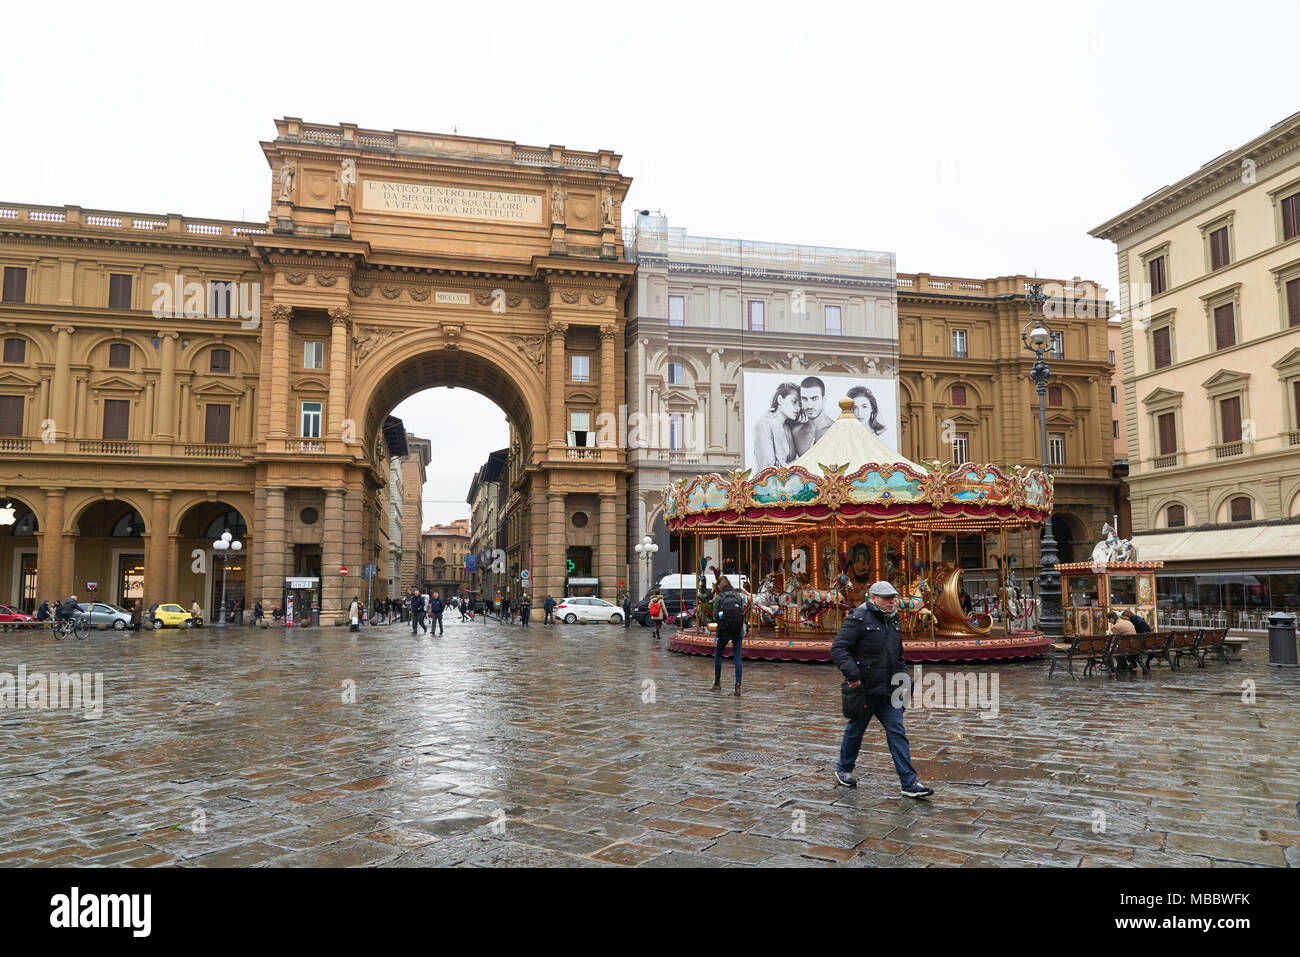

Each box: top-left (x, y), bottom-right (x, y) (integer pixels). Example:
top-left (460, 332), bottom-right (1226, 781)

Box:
top-left (338, 158), bottom-right (356, 206)
top-left (277, 163), bottom-right (295, 203)
top-left (551, 184), bottom-right (565, 225)
top-left (600, 186), bottom-right (615, 227)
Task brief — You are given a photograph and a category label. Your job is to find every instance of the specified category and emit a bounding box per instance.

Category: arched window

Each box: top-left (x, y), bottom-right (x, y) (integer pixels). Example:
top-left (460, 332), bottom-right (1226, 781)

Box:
top-left (1166, 504), bottom-right (1185, 528)
top-left (204, 510), bottom-right (247, 540)
top-left (1229, 497), bottom-right (1252, 523)
top-left (111, 509), bottom-right (145, 537)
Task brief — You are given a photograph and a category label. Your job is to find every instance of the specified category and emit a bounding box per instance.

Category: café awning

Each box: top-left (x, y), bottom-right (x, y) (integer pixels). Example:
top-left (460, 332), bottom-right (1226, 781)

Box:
top-left (1131, 523), bottom-right (1300, 563)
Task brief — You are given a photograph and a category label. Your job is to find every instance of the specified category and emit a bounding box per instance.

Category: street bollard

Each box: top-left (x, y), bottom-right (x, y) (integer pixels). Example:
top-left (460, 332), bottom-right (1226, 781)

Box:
top-left (1267, 612), bottom-right (1297, 668)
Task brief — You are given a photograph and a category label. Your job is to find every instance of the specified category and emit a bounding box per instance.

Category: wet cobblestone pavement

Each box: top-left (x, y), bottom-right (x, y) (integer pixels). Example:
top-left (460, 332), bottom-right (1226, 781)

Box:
top-left (1, 615), bottom-right (1297, 867)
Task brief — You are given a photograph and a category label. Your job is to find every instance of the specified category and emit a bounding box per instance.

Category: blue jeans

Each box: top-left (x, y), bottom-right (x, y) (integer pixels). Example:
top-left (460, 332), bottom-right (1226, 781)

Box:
top-left (837, 696), bottom-right (918, 788)
top-left (714, 631), bottom-right (743, 684)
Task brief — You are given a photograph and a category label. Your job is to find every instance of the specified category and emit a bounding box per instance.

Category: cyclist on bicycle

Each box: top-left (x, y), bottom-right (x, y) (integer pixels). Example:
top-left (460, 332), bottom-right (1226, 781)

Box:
top-left (56, 594), bottom-right (80, 623)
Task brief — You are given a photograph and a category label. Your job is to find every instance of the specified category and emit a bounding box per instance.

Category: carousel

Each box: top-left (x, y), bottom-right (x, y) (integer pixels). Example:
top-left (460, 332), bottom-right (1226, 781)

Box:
top-left (663, 399), bottom-right (1056, 662)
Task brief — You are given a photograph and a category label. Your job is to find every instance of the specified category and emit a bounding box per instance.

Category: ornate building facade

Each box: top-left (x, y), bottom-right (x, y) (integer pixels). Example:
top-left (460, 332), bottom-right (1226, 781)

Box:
top-left (624, 215), bottom-right (898, 597)
top-left (1090, 112), bottom-right (1300, 613)
top-left (0, 118), bottom-right (633, 619)
top-left (422, 518), bottom-right (469, 596)
top-left (895, 272), bottom-right (1118, 561)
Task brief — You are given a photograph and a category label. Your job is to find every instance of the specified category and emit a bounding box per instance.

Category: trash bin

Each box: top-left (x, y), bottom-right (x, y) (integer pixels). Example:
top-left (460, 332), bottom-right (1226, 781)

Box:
top-left (1267, 612), bottom-right (1297, 668)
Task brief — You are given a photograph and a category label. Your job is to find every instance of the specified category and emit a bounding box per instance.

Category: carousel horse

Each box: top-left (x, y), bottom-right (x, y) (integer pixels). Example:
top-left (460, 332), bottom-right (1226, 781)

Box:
top-left (749, 574), bottom-right (781, 626)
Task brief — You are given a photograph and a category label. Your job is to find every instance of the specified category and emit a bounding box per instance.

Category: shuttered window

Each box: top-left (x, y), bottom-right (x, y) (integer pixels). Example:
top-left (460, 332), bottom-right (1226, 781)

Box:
top-left (1287, 278), bottom-right (1300, 327)
top-left (210, 348), bottom-right (231, 373)
top-left (108, 343), bottom-right (130, 368)
top-left (204, 404), bottom-right (231, 444)
top-left (1157, 412), bottom-right (1176, 456)
top-left (2, 267), bottom-right (26, 303)
top-left (1219, 396), bottom-right (1242, 443)
top-left (1166, 505), bottom-right (1185, 528)
top-left (1048, 386), bottom-right (1063, 407)
top-left (951, 385), bottom-right (966, 406)
top-left (1283, 194), bottom-right (1300, 242)
top-left (1209, 228), bottom-right (1230, 270)
top-left (3, 338), bottom-right (25, 363)
top-left (1213, 303), bottom-right (1235, 349)
top-left (102, 399), bottom-right (130, 440)
top-left (1153, 326), bottom-right (1172, 368)
top-left (1148, 256), bottom-right (1166, 295)
top-left (0, 395), bottom-right (23, 436)
top-left (1230, 497), bottom-right (1252, 522)
top-left (108, 274), bottom-right (133, 309)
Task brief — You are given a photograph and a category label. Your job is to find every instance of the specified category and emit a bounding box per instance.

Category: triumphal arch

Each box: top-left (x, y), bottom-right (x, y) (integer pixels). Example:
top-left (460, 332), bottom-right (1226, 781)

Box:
top-left (255, 119), bottom-right (634, 617)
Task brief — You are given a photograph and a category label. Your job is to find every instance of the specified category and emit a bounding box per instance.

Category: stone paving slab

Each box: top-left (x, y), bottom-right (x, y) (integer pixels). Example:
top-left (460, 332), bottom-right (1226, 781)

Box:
top-left (0, 616), bottom-right (1297, 867)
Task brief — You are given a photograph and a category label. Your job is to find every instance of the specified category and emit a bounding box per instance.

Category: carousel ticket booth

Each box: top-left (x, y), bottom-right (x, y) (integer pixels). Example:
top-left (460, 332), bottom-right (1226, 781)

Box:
top-left (1056, 561), bottom-right (1163, 637)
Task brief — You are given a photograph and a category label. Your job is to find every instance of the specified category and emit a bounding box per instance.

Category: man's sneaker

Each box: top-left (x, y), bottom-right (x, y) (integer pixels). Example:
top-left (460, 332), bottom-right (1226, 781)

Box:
top-left (834, 769), bottom-right (857, 788)
top-left (901, 783), bottom-right (934, 798)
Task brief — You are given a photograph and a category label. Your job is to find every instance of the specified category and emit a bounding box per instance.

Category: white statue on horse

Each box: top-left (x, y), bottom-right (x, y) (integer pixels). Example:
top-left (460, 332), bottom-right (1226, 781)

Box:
top-left (1091, 517), bottom-right (1138, 564)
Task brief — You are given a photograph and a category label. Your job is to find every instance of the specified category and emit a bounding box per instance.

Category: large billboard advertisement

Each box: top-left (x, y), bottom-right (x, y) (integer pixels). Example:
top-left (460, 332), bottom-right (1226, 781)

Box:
top-left (742, 371), bottom-right (899, 473)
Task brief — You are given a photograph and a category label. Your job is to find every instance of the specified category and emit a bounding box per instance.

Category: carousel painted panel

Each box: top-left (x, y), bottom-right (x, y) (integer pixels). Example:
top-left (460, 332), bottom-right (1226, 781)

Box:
top-left (847, 467), bottom-right (925, 504)
top-left (686, 477), bottom-right (729, 513)
top-left (949, 467), bottom-right (1012, 506)
top-left (751, 470), bottom-right (822, 506)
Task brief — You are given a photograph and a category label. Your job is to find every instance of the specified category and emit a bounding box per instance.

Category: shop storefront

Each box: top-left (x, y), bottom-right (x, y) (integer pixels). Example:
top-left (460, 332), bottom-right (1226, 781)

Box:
top-left (284, 576), bottom-right (320, 626)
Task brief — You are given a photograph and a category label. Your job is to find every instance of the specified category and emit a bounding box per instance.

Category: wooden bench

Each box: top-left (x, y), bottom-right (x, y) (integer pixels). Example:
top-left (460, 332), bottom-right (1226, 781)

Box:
top-left (1102, 632), bottom-right (1145, 678)
top-left (1133, 631), bottom-right (1175, 674)
top-left (1163, 628), bottom-right (1202, 669)
top-left (1191, 627), bottom-right (1231, 666)
top-left (1048, 634), bottom-right (1111, 679)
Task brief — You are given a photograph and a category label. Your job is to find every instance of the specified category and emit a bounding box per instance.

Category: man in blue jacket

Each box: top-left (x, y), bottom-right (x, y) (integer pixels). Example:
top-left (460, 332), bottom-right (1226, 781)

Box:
top-left (830, 580), bottom-right (933, 798)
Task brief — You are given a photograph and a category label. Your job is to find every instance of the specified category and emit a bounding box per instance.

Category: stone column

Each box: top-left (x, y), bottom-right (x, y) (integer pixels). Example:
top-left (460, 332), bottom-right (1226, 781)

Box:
top-left (166, 534), bottom-right (180, 601)
top-left (268, 304), bottom-right (292, 440)
top-left (327, 307), bottom-right (350, 441)
top-left (261, 486), bottom-right (287, 610)
top-left (38, 488), bottom-right (66, 597)
top-left (547, 321), bottom-right (568, 451)
top-left (342, 486), bottom-right (364, 602)
top-left (920, 372), bottom-right (936, 461)
top-left (599, 324), bottom-right (616, 448)
top-left (548, 489), bottom-right (565, 600)
top-left (636, 338), bottom-right (648, 421)
top-left (599, 491), bottom-right (616, 602)
top-left (708, 348), bottom-right (724, 451)
top-left (155, 332), bottom-right (179, 441)
top-left (145, 490), bottom-right (171, 611)
top-left (50, 326), bottom-right (74, 439)
top-left (322, 487), bottom-right (345, 621)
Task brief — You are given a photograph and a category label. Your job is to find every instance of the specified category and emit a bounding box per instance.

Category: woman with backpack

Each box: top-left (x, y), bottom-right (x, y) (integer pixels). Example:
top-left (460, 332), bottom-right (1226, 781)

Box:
top-left (711, 578), bottom-right (746, 695)
top-left (648, 592), bottom-right (667, 639)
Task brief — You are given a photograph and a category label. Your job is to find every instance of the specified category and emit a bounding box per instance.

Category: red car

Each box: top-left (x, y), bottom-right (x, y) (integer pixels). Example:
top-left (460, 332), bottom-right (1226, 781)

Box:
top-left (0, 604), bottom-right (36, 631)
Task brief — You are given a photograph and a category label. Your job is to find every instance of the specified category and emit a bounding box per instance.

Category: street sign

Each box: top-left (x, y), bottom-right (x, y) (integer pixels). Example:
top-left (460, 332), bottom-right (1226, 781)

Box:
top-left (520, 570), bottom-right (530, 581)
top-left (340, 566), bottom-right (349, 577)
top-left (362, 563), bottom-right (377, 578)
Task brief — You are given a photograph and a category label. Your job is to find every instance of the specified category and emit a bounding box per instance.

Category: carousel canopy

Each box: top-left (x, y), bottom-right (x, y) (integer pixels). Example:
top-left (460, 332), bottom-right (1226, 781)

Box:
top-left (791, 402), bottom-right (925, 475)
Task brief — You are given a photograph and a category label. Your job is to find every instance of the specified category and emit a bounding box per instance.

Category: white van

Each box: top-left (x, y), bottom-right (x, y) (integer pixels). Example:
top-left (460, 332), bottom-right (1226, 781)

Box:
top-left (656, 573), bottom-right (748, 593)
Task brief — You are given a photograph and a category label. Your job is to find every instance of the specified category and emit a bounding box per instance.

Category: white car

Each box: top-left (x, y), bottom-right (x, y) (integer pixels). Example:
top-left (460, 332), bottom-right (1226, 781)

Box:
top-left (556, 597), bottom-right (624, 624)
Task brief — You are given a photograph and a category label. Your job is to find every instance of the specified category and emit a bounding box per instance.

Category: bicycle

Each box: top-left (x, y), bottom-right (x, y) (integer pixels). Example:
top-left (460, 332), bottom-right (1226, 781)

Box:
top-left (52, 616), bottom-right (90, 641)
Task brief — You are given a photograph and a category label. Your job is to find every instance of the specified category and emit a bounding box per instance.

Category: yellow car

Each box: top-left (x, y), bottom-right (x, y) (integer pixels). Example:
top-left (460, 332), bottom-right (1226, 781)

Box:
top-left (150, 603), bottom-right (196, 629)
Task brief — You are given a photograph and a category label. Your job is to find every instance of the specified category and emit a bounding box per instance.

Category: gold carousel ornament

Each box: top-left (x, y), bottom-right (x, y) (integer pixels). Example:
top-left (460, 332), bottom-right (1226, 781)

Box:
top-left (663, 399), bottom-right (1055, 662)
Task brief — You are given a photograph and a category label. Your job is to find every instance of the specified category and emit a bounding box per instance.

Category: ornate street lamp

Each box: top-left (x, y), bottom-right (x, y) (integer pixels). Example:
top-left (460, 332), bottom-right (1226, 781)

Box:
top-left (1022, 282), bottom-right (1061, 638)
top-left (634, 535), bottom-right (658, 596)
top-left (212, 530), bottom-right (243, 625)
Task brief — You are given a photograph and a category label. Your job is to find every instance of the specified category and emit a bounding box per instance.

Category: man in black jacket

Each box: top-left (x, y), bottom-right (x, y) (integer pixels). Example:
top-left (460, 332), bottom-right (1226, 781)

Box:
top-left (830, 581), bottom-right (933, 798)
top-left (428, 592), bottom-right (445, 635)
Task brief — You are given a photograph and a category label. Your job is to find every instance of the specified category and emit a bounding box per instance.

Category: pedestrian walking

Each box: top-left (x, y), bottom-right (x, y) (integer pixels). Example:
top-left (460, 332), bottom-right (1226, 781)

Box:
top-left (830, 580), bottom-right (933, 798)
top-left (460, 596), bottom-right (470, 622)
top-left (253, 601), bottom-right (264, 625)
top-left (348, 596), bottom-right (361, 633)
top-left (501, 596), bottom-right (511, 622)
top-left (429, 592), bottom-right (445, 635)
top-left (519, 596), bottom-right (531, 627)
top-left (622, 591), bottom-right (631, 630)
top-left (411, 590), bottom-right (426, 635)
top-left (129, 600), bottom-right (142, 632)
top-left (542, 595), bottom-right (556, 625)
top-left (710, 578), bottom-right (746, 695)
top-left (648, 592), bottom-right (667, 639)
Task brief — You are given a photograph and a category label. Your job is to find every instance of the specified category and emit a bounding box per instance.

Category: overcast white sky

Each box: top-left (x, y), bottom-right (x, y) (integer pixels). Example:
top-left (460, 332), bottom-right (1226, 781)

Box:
top-left (6, 1), bottom-right (1297, 524)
